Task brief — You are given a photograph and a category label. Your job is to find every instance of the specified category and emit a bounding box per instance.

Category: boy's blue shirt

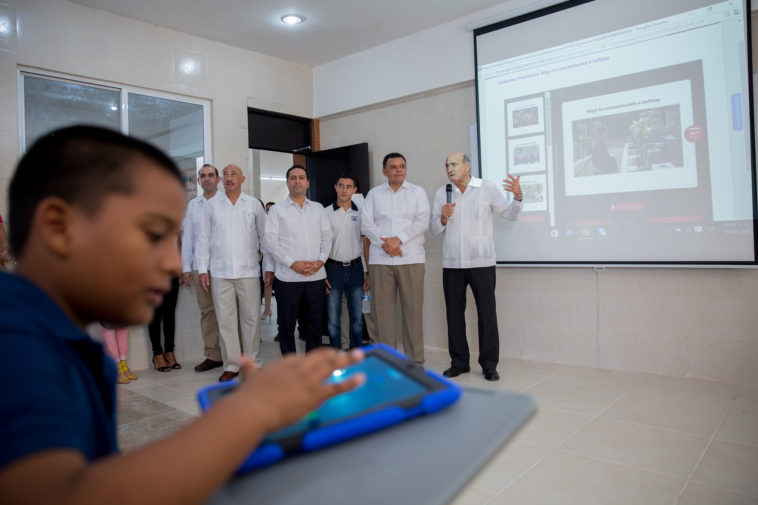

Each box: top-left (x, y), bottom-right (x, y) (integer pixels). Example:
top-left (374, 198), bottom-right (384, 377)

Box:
top-left (0, 271), bottom-right (118, 468)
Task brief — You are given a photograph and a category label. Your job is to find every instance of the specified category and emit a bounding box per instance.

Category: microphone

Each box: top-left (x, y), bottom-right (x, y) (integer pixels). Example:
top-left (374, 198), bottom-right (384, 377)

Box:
top-left (446, 184), bottom-right (452, 204)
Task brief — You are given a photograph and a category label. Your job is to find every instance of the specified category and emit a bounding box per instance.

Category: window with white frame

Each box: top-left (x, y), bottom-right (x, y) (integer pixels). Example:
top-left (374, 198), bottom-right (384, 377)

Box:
top-left (20, 71), bottom-right (212, 199)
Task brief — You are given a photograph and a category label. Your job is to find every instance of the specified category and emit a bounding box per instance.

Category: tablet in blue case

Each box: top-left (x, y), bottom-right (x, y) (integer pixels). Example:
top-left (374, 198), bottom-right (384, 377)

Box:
top-left (196, 344), bottom-right (461, 473)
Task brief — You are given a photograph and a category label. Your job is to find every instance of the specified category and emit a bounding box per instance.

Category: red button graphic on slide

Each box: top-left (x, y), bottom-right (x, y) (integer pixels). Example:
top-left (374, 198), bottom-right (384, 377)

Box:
top-left (684, 125), bottom-right (704, 142)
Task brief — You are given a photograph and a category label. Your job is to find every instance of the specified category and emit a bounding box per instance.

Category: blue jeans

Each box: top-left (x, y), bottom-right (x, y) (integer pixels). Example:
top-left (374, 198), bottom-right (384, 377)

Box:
top-left (325, 261), bottom-right (364, 349)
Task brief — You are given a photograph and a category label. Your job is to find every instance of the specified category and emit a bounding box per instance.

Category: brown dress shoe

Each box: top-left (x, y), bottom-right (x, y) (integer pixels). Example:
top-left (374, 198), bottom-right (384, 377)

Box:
top-left (218, 371), bottom-right (239, 382)
top-left (194, 358), bottom-right (223, 372)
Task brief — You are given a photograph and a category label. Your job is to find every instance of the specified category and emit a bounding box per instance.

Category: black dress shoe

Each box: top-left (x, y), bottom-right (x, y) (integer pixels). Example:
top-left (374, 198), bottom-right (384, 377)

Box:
top-left (442, 367), bottom-right (471, 378)
top-left (194, 358), bottom-right (223, 372)
top-left (218, 371), bottom-right (239, 382)
top-left (483, 370), bottom-right (500, 381)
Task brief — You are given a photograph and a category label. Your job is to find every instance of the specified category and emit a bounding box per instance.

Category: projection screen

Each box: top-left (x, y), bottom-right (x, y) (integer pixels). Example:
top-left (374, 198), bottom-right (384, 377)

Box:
top-left (475, 0), bottom-right (757, 265)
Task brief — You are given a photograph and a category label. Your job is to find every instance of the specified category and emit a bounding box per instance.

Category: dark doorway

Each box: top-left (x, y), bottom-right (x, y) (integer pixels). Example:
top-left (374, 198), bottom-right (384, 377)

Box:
top-left (305, 143), bottom-right (370, 206)
top-left (248, 108), bottom-right (311, 153)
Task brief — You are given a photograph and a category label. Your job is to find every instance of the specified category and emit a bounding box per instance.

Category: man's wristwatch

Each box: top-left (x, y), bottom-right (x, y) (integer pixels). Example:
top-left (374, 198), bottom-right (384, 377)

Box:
top-left (514, 194), bottom-right (523, 201)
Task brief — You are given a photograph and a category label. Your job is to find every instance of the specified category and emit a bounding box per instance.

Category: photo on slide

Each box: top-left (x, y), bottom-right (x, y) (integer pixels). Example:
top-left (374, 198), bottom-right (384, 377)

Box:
top-left (508, 134), bottom-right (546, 174)
top-left (517, 173), bottom-right (548, 212)
top-left (505, 96), bottom-right (544, 136)
top-left (570, 104), bottom-right (684, 176)
top-left (561, 80), bottom-right (697, 196)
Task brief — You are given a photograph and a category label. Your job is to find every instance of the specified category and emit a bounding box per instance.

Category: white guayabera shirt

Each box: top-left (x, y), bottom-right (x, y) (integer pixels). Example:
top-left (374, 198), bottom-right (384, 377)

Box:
top-left (430, 177), bottom-right (521, 269)
top-left (195, 192), bottom-right (271, 279)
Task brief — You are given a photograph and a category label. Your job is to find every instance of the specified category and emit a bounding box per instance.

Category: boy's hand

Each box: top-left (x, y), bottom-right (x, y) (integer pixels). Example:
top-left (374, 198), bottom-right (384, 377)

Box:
top-left (235, 348), bottom-right (365, 434)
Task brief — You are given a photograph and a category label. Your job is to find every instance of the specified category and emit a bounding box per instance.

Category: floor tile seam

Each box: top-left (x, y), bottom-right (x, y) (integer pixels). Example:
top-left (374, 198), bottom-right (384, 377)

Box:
top-left (501, 405), bottom-right (603, 493)
top-left (143, 380), bottom-right (203, 396)
top-left (118, 409), bottom-right (185, 429)
top-left (545, 389), bottom-right (634, 452)
top-left (590, 415), bottom-right (717, 440)
top-left (515, 365), bottom-right (570, 390)
top-left (625, 388), bottom-right (739, 407)
top-left (164, 398), bottom-right (201, 416)
top-left (125, 384), bottom-right (194, 405)
top-left (710, 435), bottom-right (758, 450)
top-left (119, 388), bottom-right (192, 415)
top-left (674, 398), bottom-right (735, 504)
top-left (465, 483), bottom-right (497, 499)
top-left (524, 376), bottom-right (637, 398)
top-left (555, 448), bottom-right (692, 481)
top-left (682, 478), bottom-right (758, 500)
top-left (118, 378), bottom-right (163, 391)
top-left (538, 386), bottom-right (632, 422)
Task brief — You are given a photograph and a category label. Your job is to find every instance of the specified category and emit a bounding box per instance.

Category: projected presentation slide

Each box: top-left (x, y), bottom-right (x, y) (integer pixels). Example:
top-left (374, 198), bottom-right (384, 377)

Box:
top-left (475, 0), bottom-right (755, 264)
top-left (519, 173), bottom-right (548, 212)
top-left (561, 80), bottom-right (697, 196)
top-left (506, 97), bottom-right (544, 136)
top-left (507, 134), bottom-right (546, 174)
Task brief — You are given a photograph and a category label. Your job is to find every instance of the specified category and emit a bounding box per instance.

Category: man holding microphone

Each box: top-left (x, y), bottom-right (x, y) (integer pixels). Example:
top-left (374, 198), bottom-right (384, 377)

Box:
top-left (430, 152), bottom-right (522, 381)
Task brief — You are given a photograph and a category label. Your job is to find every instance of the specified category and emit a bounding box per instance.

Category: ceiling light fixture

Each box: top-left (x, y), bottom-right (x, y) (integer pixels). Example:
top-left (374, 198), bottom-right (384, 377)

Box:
top-left (281, 14), bottom-right (304, 25)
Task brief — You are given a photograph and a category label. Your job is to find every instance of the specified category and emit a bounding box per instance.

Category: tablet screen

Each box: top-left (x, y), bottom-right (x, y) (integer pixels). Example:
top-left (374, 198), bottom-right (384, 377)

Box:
top-left (265, 355), bottom-right (428, 443)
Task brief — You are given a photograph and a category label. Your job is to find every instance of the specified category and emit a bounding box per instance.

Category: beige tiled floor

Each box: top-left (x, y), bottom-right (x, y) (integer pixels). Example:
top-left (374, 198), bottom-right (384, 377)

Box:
top-left (117, 316), bottom-right (758, 505)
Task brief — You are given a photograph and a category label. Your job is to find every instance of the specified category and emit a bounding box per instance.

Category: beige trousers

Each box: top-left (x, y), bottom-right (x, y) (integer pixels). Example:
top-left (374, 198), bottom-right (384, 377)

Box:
top-left (210, 277), bottom-right (261, 372)
top-left (193, 270), bottom-right (221, 362)
top-left (370, 263), bottom-right (425, 363)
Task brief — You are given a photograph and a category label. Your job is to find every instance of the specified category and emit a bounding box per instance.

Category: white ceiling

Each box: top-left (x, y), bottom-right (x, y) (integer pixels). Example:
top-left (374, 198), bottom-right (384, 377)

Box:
top-left (71, 0), bottom-right (515, 67)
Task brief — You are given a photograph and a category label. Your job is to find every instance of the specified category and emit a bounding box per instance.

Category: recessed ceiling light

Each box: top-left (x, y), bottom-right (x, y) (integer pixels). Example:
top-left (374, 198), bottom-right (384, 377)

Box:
top-left (281, 14), bottom-right (304, 25)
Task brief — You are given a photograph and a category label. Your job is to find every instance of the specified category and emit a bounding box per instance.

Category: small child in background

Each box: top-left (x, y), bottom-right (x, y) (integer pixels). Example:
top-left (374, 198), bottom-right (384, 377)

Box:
top-left (100, 323), bottom-right (137, 383)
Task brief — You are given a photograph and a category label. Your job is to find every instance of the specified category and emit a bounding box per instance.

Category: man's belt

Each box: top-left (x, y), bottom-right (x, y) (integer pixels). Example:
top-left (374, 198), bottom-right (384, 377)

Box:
top-left (326, 257), bottom-right (362, 267)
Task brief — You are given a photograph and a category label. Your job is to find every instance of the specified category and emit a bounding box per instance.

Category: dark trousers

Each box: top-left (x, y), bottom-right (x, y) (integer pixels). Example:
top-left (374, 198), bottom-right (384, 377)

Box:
top-left (148, 276), bottom-right (180, 356)
top-left (275, 278), bottom-right (325, 354)
top-left (442, 266), bottom-right (499, 372)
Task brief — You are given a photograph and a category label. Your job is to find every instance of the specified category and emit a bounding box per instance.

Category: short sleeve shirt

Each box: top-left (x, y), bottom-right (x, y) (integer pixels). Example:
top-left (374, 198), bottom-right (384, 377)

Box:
top-left (0, 272), bottom-right (118, 469)
top-left (324, 201), bottom-right (363, 262)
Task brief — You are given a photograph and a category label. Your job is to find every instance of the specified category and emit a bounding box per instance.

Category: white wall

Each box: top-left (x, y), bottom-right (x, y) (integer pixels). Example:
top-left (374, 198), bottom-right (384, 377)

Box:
top-left (314, 0), bottom-right (549, 117)
top-left (0, 0), bottom-right (313, 371)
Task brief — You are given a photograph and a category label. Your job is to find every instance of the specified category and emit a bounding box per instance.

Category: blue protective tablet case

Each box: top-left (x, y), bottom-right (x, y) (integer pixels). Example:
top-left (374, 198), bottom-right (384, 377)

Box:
top-left (196, 344), bottom-right (461, 473)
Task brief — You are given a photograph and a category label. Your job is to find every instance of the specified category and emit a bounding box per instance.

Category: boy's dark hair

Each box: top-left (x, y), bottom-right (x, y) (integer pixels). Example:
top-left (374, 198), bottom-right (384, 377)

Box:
top-left (286, 164), bottom-right (308, 180)
top-left (8, 125), bottom-right (183, 257)
top-left (382, 152), bottom-right (406, 168)
top-left (335, 173), bottom-right (359, 188)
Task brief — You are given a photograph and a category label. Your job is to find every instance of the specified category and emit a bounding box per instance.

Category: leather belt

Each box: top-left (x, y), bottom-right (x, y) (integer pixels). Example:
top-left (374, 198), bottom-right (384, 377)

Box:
top-left (326, 257), bottom-right (361, 267)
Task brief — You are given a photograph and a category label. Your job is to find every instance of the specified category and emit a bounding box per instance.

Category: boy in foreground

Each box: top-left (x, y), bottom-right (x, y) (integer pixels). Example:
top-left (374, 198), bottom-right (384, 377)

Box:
top-left (0, 126), bottom-right (364, 505)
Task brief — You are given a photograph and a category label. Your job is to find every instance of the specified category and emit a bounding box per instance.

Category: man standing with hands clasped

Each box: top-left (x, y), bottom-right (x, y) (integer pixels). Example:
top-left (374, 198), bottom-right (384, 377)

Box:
top-left (430, 152), bottom-right (522, 381)
top-left (324, 173), bottom-right (369, 350)
top-left (264, 165), bottom-right (332, 355)
top-left (361, 152), bottom-right (430, 364)
top-left (195, 164), bottom-right (271, 382)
